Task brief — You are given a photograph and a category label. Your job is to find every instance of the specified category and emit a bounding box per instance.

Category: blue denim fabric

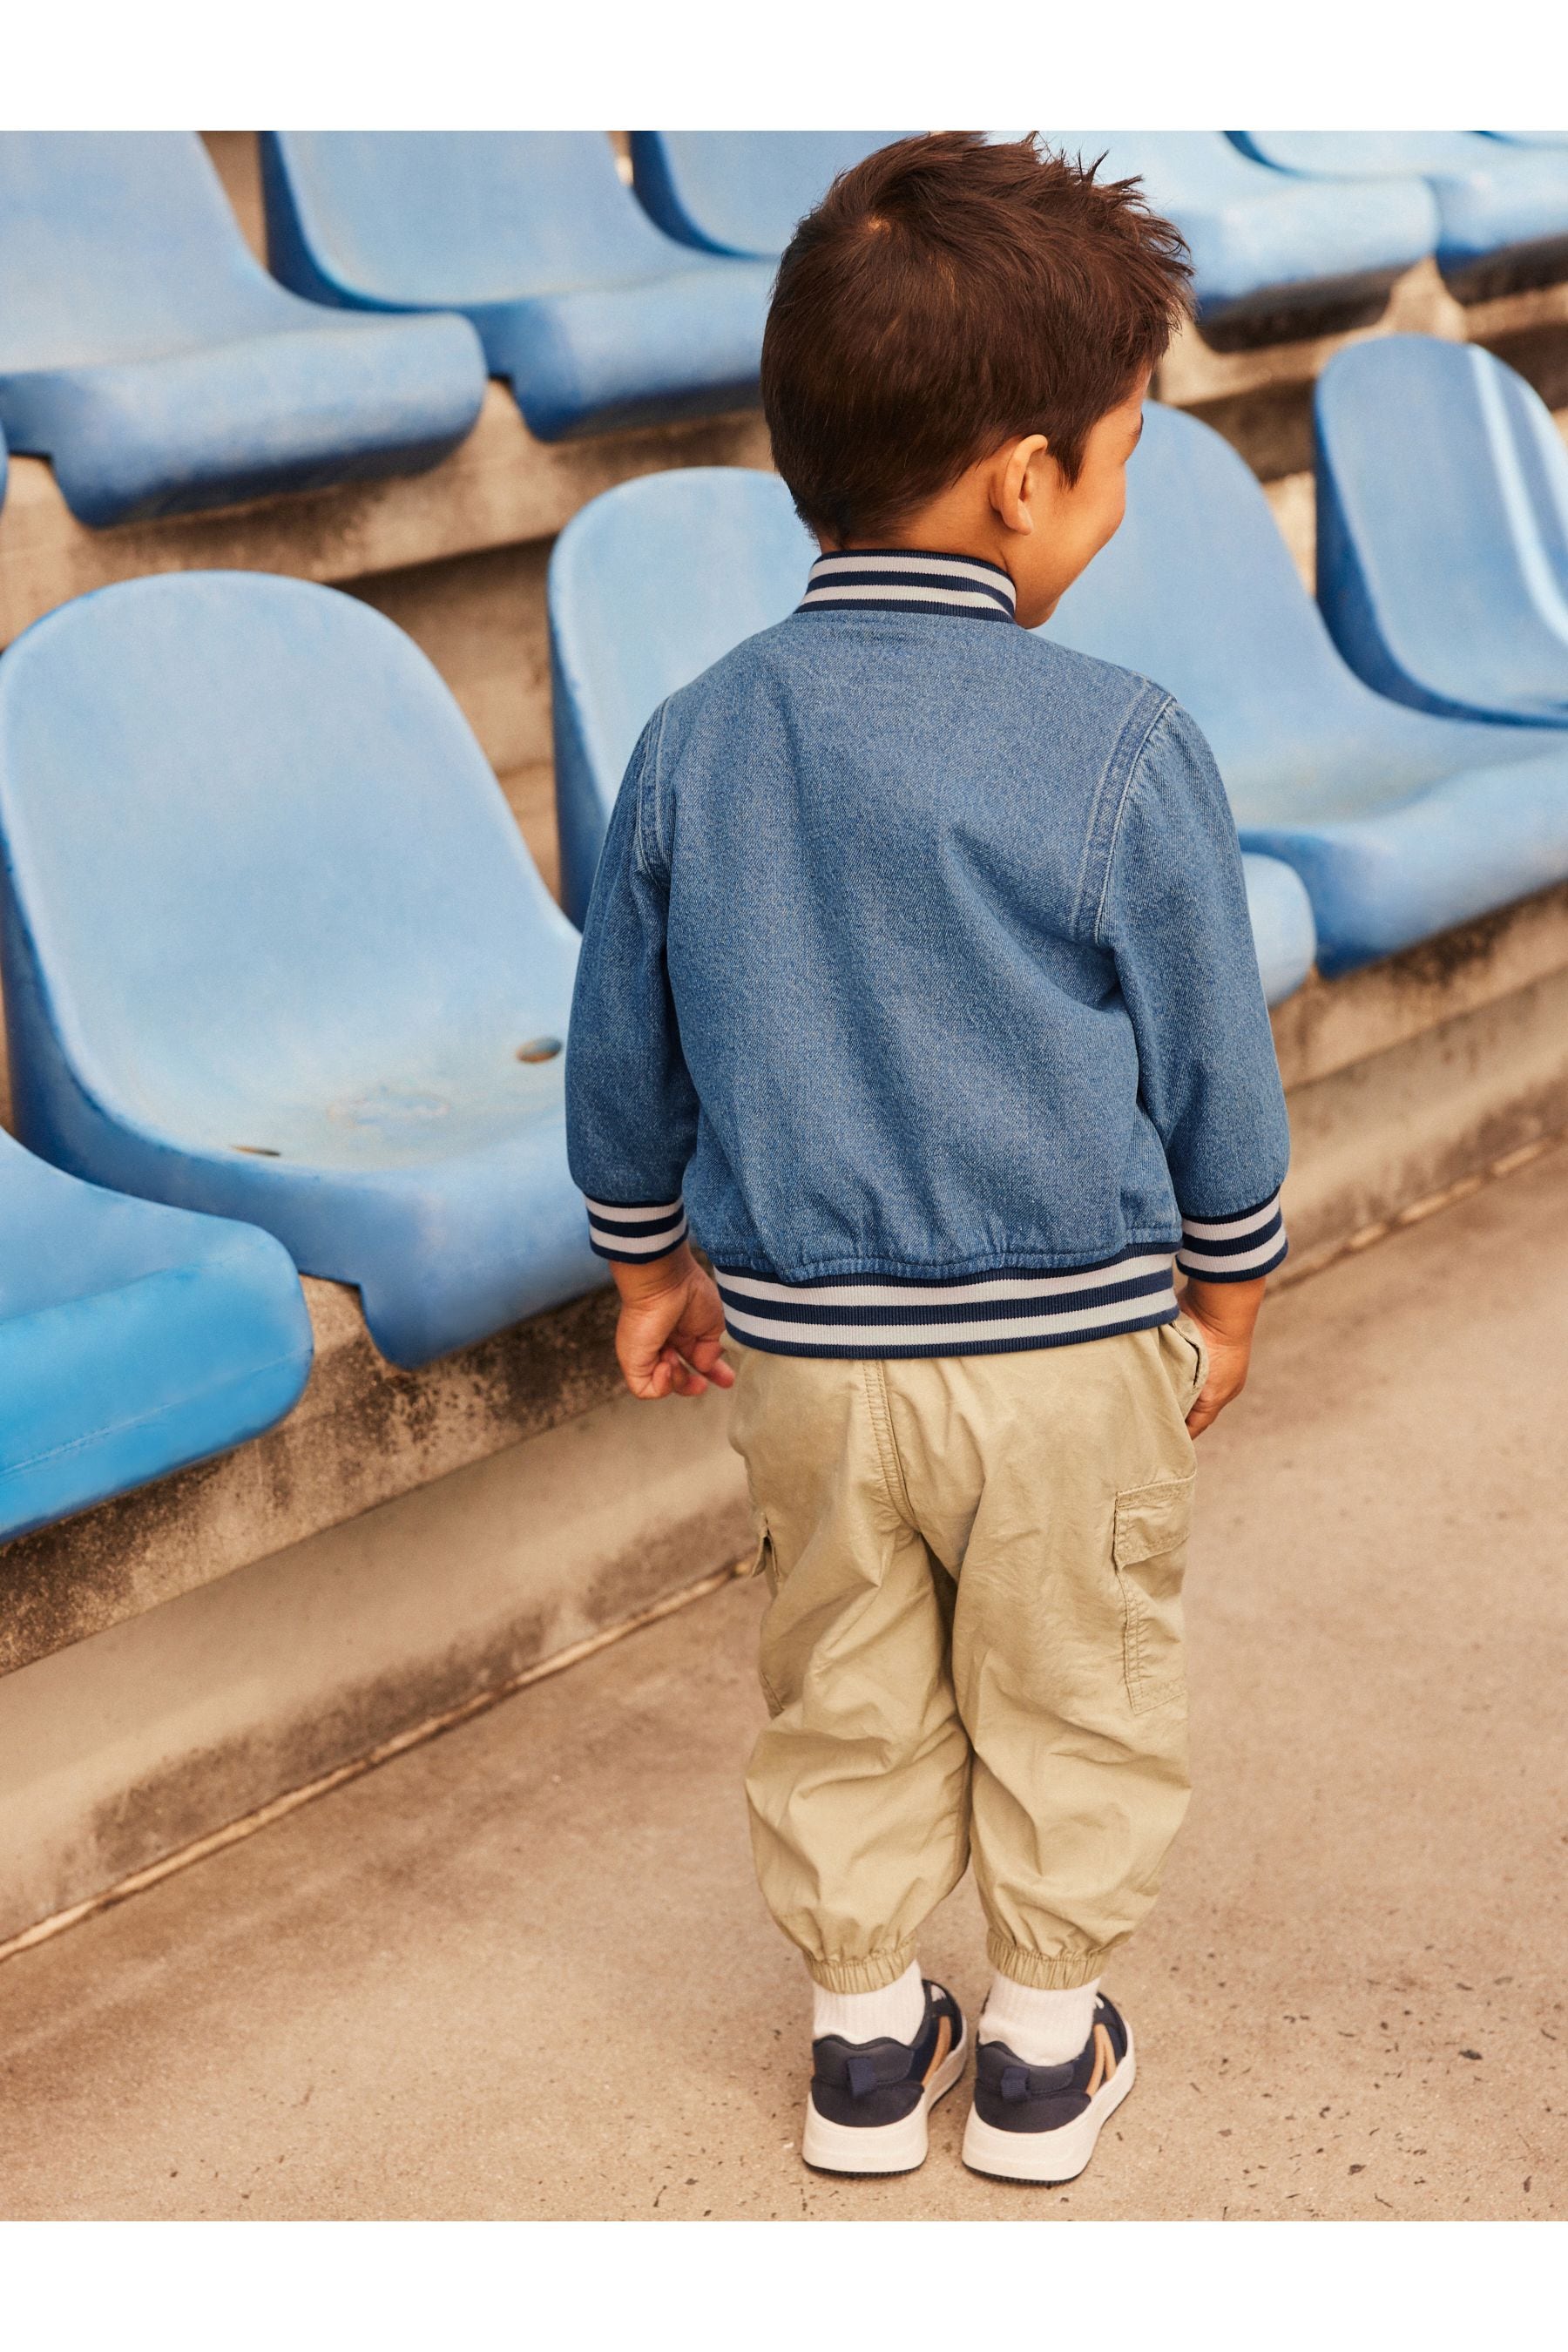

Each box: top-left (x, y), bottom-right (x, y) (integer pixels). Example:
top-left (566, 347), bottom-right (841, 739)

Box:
top-left (566, 603), bottom-right (1290, 1326)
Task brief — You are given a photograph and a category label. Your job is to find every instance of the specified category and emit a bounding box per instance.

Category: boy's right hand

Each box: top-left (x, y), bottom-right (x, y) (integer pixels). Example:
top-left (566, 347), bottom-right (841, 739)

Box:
top-left (611, 1244), bottom-right (736, 1401)
top-left (1179, 1274), bottom-right (1267, 1437)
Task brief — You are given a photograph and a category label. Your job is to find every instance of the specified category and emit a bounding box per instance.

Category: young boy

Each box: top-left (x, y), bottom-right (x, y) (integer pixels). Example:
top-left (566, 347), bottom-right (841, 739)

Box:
top-left (565, 133), bottom-right (1289, 2186)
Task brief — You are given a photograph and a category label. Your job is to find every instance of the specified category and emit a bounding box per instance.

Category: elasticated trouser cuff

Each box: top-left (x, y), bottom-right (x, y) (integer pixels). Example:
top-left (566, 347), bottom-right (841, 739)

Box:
top-left (985, 1933), bottom-right (1115, 1991)
top-left (806, 1941), bottom-right (919, 1995)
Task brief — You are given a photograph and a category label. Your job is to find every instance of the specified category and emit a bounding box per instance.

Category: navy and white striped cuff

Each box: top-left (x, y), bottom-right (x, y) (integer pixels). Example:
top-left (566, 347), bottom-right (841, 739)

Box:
top-left (585, 1195), bottom-right (688, 1264)
top-left (1175, 1193), bottom-right (1288, 1283)
top-left (714, 1248), bottom-right (1178, 1361)
top-left (797, 548), bottom-right (1017, 624)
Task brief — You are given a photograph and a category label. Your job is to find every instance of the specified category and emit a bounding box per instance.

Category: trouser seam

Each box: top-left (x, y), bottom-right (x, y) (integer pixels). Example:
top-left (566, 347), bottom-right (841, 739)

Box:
top-left (859, 1358), bottom-right (915, 1522)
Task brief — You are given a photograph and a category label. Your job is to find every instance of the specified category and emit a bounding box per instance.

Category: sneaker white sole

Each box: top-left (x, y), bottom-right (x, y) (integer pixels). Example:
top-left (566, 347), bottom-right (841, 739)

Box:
top-left (801, 2022), bottom-right (970, 2175)
top-left (961, 2027), bottom-right (1137, 2184)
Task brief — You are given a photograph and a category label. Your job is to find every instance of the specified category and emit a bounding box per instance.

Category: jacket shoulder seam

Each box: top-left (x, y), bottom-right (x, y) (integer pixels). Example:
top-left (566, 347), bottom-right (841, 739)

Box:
top-left (1075, 686), bottom-right (1173, 947)
top-left (632, 700), bottom-right (672, 885)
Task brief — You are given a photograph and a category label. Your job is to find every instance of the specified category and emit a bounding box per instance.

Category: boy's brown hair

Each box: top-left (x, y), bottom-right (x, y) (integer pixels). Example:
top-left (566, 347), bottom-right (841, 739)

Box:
top-left (761, 132), bottom-right (1193, 544)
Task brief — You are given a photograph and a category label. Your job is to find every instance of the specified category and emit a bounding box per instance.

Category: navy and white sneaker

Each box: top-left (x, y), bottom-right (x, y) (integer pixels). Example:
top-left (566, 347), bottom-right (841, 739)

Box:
top-left (802, 1979), bottom-right (968, 2174)
top-left (962, 1993), bottom-right (1135, 2183)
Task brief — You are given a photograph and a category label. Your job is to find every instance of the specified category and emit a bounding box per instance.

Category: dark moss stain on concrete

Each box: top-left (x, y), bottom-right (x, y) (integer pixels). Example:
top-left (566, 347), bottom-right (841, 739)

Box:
top-left (81, 1603), bottom-right (559, 1898)
top-left (583, 1504), bottom-right (751, 1633)
top-left (1397, 902), bottom-right (1520, 991)
top-left (1190, 379), bottom-right (1315, 483)
top-left (0, 1285), bottom-right (624, 1680)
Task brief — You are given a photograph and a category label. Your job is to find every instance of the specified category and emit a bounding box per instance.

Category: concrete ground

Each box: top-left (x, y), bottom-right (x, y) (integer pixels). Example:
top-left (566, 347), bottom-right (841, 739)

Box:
top-left (1, 1150), bottom-right (1565, 2221)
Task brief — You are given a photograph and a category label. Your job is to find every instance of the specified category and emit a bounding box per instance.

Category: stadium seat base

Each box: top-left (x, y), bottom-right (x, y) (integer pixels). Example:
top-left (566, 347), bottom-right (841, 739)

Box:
top-left (1196, 274), bottom-right (1400, 355)
top-left (1444, 232), bottom-right (1568, 307)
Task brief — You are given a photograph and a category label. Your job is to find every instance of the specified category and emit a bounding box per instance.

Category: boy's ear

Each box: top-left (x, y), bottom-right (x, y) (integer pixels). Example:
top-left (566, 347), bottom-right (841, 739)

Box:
top-left (991, 434), bottom-right (1051, 536)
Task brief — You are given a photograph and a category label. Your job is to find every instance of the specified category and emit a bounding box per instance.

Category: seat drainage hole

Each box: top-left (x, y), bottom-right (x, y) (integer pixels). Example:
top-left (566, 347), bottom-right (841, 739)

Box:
top-left (232, 1144), bottom-right (281, 1157)
top-left (516, 1037), bottom-right (564, 1064)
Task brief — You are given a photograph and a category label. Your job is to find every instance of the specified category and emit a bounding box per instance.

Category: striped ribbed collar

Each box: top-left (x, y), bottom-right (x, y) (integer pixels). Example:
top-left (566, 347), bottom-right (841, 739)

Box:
top-left (798, 547), bottom-right (1018, 623)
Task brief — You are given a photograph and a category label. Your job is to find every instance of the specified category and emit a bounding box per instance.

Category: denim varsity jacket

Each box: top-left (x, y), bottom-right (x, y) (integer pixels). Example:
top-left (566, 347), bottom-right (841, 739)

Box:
top-left (565, 547), bottom-right (1291, 1359)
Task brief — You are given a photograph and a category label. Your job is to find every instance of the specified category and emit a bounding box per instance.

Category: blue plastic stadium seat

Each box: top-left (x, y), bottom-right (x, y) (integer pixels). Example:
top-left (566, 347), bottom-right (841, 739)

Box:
top-left (548, 464), bottom-right (1317, 1001)
top-left (0, 573), bottom-right (602, 1369)
top-left (1231, 133), bottom-right (1568, 301)
top-left (1240, 855), bottom-right (1319, 1005)
top-left (260, 133), bottom-right (775, 443)
top-left (1047, 402), bottom-right (1568, 973)
top-left (551, 468), bottom-right (811, 923)
top-left (1021, 132), bottom-right (1437, 348)
top-left (0, 133), bottom-right (486, 530)
top-left (628, 132), bottom-right (914, 255)
top-left (1315, 336), bottom-right (1568, 726)
top-left (0, 1130), bottom-right (311, 1543)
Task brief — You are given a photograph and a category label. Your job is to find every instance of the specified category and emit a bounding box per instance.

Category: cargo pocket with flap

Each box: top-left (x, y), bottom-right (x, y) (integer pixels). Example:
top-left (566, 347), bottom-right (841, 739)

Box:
top-left (1112, 1474), bottom-right (1194, 1713)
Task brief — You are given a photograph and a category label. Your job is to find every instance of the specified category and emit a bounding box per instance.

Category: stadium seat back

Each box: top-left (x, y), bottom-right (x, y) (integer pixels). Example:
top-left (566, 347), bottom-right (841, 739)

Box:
top-left (0, 132), bottom-right (271, 367)
top-left (550, 466), bottom-right (814, 917)
top-left (264, 131), bottom-right (680, 306)
top-left (629, 132), bottom-right (912, 255)
top-left (1233, 132), bottom-right (1486, 179)
top-left (0, 573), bottom-right (574, 1139)
top-left (1047, 128), bottom-right (1261, 203)
top-left (1049, 401), bottom-right (1396, 821)
top-left (1315, 336), bottom-right (1568, 722)
top-left (0, 573), bottom-right (595, 1367)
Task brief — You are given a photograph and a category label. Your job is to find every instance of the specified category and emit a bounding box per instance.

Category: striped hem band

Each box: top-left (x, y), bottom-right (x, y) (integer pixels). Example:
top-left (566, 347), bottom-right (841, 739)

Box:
top-left (714, 1249), bottom-right (1179, 1360)
top-left (1175, 1191), bottom-right (1288, 1281)
top-left (797, 548), bottom-right (1017, 624)
top-left (585, 1195), bottom-right (688, 1264)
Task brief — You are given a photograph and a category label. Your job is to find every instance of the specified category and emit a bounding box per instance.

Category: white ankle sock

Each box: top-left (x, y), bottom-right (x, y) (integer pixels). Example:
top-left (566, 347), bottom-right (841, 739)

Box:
top-left (978, 1973), bottom-right (1099, 2065)
top-left (812, 1959), bottom-right (927, 2045)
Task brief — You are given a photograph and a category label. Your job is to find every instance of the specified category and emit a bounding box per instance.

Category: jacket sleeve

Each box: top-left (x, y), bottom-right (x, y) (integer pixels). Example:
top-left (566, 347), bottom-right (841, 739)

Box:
top-left (1094, 698), bottom-right (1291, 1282)
top-left (564, 714), bottom-right (699, 1264)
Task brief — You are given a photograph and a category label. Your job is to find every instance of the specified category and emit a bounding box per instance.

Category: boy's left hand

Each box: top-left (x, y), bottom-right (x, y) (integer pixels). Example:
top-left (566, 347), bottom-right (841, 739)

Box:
top-left (1179, 1274), bottom-right (1267, 1437)
top-left (611, 1243), bottom-right (737, 1401)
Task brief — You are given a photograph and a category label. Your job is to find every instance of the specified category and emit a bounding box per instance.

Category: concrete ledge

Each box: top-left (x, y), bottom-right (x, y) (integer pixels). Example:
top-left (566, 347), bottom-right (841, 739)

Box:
top-left (0, 1274), bottom-right (621, 1677)
top-left (0, 392), bottom-right (773, 651)
top-left (1273, 880), bottom-right (1568, 1091)
top-left (0, 1376), bottom-right (750, 1943)
top-left (1281, 971), bottom-right (1568, 1270)
top-left (1275, 883), bottom-right (1568, 1267)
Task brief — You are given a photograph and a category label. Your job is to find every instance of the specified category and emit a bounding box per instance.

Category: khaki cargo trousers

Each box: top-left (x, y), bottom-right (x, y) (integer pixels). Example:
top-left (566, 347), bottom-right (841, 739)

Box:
top-left (728, 1318), bottom-right (1208, 1993)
